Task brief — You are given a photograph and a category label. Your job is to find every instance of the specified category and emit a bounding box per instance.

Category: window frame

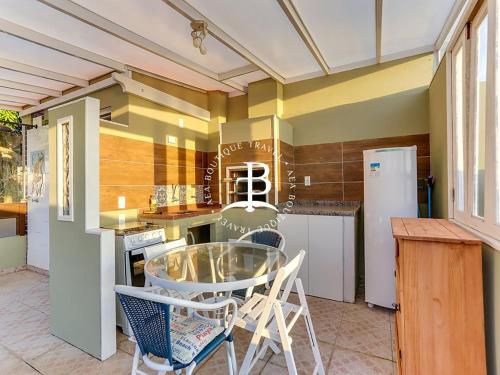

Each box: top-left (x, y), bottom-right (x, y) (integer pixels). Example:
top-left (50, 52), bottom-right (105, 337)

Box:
top-left (451, 29), bottom-right (469, 224)
top-left (449, 0), bottom-right (500, 244)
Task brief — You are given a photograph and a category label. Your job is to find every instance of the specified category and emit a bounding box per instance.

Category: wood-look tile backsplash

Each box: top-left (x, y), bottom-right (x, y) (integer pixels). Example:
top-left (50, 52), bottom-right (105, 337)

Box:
top-left (290, 133), bottom-right (430, 202)
top-left (100, 133), bottom-right (216, 212)
top-left (100, 132), bottom-right (430, 211)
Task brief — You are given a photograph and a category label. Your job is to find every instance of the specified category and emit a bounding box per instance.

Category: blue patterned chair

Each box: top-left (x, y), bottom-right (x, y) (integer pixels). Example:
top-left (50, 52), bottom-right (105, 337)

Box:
top-left (115, 285), bottom-right (238, 375)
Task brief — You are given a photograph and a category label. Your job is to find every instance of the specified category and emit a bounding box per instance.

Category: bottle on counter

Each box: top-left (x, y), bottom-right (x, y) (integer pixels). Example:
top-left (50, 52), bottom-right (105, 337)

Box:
top-left (149, 195), bottom-right (158, 212)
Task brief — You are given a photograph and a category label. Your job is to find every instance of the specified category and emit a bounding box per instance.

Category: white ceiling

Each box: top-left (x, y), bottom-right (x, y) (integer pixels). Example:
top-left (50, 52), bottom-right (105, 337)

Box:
top-left (0, 0), bottom-right (459, 110)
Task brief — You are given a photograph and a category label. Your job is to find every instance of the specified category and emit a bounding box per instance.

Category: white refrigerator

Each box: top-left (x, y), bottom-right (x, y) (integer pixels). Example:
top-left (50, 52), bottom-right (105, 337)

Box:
top-left (363, 146), bottom-right (418, 309)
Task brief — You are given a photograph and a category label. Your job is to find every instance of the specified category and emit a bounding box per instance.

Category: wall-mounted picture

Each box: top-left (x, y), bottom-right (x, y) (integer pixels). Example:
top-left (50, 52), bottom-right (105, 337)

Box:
top-left (29, 150), bottom-right (45, 201)
top-left (57, 116), bottom-right (74, 221)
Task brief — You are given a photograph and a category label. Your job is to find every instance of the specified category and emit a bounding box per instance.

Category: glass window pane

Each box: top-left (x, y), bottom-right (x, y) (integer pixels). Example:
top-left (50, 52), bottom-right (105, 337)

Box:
top-left (454, 46), bottom-right (465, 211)
top-left (473, 16), bottom-right (488, 218)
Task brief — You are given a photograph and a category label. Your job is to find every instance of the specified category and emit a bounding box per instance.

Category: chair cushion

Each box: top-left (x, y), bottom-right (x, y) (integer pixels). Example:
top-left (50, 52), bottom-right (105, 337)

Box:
top-left (170, 313), bottom-right (224, 364)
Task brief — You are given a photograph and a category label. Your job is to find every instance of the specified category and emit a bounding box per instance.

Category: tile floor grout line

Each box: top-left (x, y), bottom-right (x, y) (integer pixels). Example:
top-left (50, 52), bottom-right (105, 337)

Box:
top-left (331, 342), bottom-right (396, 363)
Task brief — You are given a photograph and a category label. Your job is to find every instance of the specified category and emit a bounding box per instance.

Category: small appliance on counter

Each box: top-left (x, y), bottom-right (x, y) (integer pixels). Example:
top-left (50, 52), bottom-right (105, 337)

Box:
top-left (102, 221), bottom-right (166, 336)
top-left (363, 146), bottom-right (418, 309)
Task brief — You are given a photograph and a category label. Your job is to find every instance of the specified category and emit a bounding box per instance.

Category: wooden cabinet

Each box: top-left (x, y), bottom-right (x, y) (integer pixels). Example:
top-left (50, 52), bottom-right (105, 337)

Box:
top-left (279, 213), bottom-right (357, 301)
top-left (391, 218), bottom-right (486, 375)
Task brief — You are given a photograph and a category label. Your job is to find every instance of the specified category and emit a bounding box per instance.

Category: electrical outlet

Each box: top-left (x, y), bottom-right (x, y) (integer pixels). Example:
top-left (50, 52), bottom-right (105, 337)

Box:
top-left (168, 135), bottom-right (177, 144)
top-left (305, 176), bottom-right (311, 186)
top-left (178, 118), bottom-right (184, 128)
top-left (118, 196), bottom-right (126, 209)
top-left (118, 214), bottom-right (125, 226)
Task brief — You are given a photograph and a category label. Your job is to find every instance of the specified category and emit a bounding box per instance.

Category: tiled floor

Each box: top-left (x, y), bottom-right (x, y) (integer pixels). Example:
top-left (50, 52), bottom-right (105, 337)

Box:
top-left (0, 270), bottom-right (396, 374)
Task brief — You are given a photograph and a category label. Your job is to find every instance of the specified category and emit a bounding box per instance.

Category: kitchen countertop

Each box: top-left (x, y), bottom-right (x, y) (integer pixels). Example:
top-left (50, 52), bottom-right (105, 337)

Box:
top-left (278, 200), bottom-right (361, 216)
top-left (138, 206), bottom-right (221, 221)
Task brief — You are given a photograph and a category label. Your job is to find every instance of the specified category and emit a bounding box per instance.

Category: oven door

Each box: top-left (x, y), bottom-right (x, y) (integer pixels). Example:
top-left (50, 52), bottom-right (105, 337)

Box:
top-left (125, 248), bottom-right (146, 287)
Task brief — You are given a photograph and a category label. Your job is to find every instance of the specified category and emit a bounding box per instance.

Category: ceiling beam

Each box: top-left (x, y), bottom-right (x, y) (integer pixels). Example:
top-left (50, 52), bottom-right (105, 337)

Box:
top-left (39, 0), bottom-right (244, 92)
top-left (113, 73), bottom-right (210, 121)
top-left (163, 0), bottom-right (285, 84)
top-left (20, 76), bottom-right (115, 116)
top-left (0, 57), bottom-right (88, 87)
top-left (376, 0), bottom-right (383, 63)
top-left (0, 102), bottom-right (23, 111)
top-left (0, 17), bottom-right (126, 72)
top-left (218, 64), bottom-right (260, 81)
top-left (0, 78), bottom-right (62, 97)
top-left (277, 0), bottom-right (329, 74)
top-left (127, 66), bottom-right (207, 93)
top-left (0, 93), bottom-right (39, 106)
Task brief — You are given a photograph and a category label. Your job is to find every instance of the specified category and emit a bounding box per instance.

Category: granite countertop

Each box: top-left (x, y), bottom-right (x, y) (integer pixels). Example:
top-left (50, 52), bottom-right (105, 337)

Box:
top-left (138, 205), bottom-right (221, 220)
top-left (278, 200), bottom-right (361, 216)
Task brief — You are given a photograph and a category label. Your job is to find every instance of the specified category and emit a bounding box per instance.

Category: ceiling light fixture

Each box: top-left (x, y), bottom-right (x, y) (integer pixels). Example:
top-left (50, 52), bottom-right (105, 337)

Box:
top-left (191, 20), bottom-right (208, 55)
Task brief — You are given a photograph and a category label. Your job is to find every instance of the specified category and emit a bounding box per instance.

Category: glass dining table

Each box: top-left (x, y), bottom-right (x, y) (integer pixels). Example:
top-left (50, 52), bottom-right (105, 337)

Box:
top-left (144, 241), bottom-right (288, 294)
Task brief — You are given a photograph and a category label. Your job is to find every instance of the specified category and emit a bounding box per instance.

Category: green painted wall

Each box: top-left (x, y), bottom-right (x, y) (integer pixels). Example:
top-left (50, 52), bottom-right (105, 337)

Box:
top-left (48, 98), bottom-right (104, 358)
top-left (228, 95), bottom-right (248, 122)
top-left (429, 57), bottom-right (449, 219)
top-left (248, 79), bottom-right (283, 118)
top-left (220, 116), bottom-right (274, 144)
top-left (0, 235), bottom-right (26, 270)
top-left (283, 54), bottom-right (433, 145)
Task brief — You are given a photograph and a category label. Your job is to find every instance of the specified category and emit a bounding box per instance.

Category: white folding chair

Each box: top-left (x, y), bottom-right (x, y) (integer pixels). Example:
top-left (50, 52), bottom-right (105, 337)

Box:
top-left (234, 228), bottom-right (286, 302)
top-left (236, 250), bottom-right (325, 375)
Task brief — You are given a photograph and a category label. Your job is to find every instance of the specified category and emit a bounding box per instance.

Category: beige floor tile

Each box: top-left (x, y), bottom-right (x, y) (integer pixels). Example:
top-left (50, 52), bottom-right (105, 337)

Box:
top-left (0, 271), bottom-right (399, 374)
top-left (117, 336), bottom-right (136, 356)
top-left (260, 362), bottom-right (288, 374)
top-left (335, 319), bottom-right (392, 360)
top-left (194, 344), bottom-right (268, 375)
top-left (328, 347), bottom-right (394, 375)
top-left (390, 318), bottom-right (398, 362)
top-left (0, 345), bottom-right (41, 374)
top-left (342, 301), bottom-right (391, 329)
top-left (0, 308), bottom-right (63, 361)
top-left (28, 341), bottom-right (103, 375)
top-left (98, 350), bottom-right (133, 375)
top-left (269, 334), bottom-right (333, 374)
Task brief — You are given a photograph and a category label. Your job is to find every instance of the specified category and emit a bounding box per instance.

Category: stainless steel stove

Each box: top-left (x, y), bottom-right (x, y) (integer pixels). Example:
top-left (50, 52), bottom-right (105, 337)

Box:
top-left (103, 222), bottom-right (166, 335)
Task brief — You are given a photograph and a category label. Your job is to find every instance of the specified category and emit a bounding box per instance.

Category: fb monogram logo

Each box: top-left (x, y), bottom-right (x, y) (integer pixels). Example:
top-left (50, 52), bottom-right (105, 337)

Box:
top-left (221, 162), bottom-right (278, 213)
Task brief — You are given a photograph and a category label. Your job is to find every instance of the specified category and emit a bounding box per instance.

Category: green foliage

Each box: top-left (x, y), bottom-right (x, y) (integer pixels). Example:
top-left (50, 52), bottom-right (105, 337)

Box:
top-left (0, 110), bottom-right (23, 202)
top-left (0, 109), bottom-right (20, 123)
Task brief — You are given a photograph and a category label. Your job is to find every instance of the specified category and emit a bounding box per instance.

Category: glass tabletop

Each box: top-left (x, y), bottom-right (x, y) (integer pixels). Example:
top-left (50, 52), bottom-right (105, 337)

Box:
top-left (144, 242), bottom-right (287, 293)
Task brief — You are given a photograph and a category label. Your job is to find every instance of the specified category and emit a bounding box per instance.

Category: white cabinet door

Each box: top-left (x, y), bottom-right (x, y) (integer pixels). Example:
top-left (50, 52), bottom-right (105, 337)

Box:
top-left (308, 215), bottom-right (343, 301)
top-left (343, 216), bottom-right (357, 303)
top-left (278, 214), bottom-right (309, 292)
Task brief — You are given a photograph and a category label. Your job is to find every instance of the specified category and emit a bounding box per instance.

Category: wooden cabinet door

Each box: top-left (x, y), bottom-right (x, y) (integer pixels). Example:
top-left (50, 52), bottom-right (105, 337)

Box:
top-left (308, 215), bottom-right (343, 300)
top-left (278, 214), bottom-right (309, 292)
